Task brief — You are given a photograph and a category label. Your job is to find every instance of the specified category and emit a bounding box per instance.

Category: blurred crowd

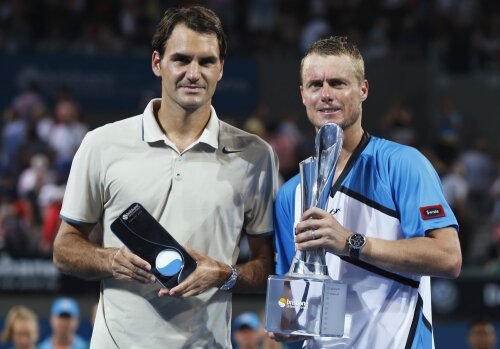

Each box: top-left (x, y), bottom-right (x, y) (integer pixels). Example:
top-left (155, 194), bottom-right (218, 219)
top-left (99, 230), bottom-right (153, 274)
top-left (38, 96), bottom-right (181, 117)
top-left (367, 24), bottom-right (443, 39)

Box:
top-left (0, 83), bottom-right (87, 259)
top-left (1, 0), bottom-right (499, 74)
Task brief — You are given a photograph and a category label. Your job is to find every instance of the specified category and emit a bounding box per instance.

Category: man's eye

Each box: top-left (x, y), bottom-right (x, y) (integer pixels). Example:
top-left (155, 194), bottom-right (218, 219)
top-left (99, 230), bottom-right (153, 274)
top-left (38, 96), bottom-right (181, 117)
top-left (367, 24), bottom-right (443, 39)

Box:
top-left (174, 57), bottom-right (190, 64)
top-left (200, 59), bottom-right (216, 66)
top-left (330, 80), bottom-right (345, 87)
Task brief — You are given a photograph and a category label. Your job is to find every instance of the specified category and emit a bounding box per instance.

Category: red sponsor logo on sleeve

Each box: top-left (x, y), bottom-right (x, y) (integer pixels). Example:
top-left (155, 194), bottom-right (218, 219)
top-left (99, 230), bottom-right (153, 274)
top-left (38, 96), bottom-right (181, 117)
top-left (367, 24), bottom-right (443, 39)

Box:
top-left (420, 205), bottom-right (446, 220)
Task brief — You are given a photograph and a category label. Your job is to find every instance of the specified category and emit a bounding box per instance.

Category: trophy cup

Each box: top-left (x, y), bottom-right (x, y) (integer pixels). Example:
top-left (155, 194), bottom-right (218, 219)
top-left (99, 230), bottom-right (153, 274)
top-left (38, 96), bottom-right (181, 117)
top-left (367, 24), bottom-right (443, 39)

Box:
top-left (264, 123), bottom-right (347, 337)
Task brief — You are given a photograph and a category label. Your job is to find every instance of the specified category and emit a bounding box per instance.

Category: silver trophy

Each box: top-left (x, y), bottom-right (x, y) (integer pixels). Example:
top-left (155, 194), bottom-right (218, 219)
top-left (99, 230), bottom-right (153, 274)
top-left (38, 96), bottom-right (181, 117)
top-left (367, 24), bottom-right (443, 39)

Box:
top-left (265, 123), bottom-right (347, 337)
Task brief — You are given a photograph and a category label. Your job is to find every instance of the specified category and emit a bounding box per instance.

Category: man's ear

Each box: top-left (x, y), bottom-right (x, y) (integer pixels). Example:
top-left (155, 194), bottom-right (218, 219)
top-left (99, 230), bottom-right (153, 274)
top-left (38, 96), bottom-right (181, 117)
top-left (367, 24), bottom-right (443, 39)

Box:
top-left (218, 60), bottom-right (224, 81)
top-left (360, 80), bottom-right (369, 102)
top-left (152, 51), bottom-right (162, 77)
top-left (300, 85), bottom-right (305, 105)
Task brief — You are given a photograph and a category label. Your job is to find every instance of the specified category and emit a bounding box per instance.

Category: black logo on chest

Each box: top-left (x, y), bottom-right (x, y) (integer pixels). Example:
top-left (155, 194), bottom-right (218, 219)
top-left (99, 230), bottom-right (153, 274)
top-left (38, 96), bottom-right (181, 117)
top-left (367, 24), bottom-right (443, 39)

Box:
top-left (329, 208), bottom-right (341, 215)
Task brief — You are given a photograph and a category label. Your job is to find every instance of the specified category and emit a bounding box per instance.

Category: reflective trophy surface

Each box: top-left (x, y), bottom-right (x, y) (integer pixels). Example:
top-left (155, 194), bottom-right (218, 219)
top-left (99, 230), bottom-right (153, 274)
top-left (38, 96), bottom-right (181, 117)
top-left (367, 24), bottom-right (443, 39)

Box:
top-left (265, 123), bottom-right (347, 337)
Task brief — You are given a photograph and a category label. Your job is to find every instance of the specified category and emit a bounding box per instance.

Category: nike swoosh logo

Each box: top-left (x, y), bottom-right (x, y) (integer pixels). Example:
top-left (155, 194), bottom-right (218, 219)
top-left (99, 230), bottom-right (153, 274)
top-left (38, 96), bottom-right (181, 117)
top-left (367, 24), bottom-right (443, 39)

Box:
top-left (222, 146), bottom-right (243, 154)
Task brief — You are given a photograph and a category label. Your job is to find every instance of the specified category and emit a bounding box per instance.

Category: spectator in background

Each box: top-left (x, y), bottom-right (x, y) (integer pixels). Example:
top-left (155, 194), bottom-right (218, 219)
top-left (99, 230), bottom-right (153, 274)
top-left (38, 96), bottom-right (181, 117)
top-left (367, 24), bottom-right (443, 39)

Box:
top-left (1, 108), bottom-right (26, 172)
top-left (0, 305), bottom-right (39, 349)
top-left (1, 197), bottom-right (39, 258)
top-left (232, 312), bottom-right (282, 349)
top-left (11, 81), bottom-right (44, 122)
top-left (48, 100), bottom-right (87, 171)
top-left (485, 223), bottom-right (500, 274)
top-left (233, 312), bottom-right (264, 349)
top-left (491, 167), bottom-right (500, 224)
top-left (39, 297), bottom-right (88, 349)
top-left (433, 96), bottom-right (463, 165)
top-left (17, 154), bottom-right (55, 227)
top-left (442, 161), bottom-right (470, 258)
top-left (300, 14), bottom-right (332, 54)
top-left (459, 137), bottom-right (495, 216)
top-left (32, 104), bottom-right (53, 144)
top-left (266, 114), bottom-right (303, 182)
top-left (380, 96), bottom-right (416, 146)
top-left (468, 317), bottom-right (497, 349)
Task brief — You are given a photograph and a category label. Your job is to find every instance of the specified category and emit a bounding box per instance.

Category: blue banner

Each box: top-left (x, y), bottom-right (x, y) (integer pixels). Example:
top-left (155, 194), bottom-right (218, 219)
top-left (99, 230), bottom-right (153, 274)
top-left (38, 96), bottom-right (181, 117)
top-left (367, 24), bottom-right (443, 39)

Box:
top-left (0, 54), bottom-right (258, 117)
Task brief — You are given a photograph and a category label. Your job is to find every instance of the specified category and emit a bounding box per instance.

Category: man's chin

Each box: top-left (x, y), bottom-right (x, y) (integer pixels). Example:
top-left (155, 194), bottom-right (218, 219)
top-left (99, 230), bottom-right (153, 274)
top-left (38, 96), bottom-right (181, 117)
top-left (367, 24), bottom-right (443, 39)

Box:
top-left (179, 99), bottom-right (205, 111)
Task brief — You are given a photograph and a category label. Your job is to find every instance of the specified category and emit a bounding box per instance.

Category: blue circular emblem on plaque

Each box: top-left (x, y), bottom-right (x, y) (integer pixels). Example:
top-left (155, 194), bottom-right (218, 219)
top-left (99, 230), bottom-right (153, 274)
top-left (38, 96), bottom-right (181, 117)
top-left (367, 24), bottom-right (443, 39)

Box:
top-left (155, 250), bottom-right (183, 276)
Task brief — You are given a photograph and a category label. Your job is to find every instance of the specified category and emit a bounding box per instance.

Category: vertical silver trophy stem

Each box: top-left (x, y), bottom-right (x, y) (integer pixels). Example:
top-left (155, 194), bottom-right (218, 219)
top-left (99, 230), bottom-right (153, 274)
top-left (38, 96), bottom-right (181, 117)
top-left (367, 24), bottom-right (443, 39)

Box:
top-left (265, 123), bottom-right (348, 337)
top-left (288, 123), bottom-right (343, 278)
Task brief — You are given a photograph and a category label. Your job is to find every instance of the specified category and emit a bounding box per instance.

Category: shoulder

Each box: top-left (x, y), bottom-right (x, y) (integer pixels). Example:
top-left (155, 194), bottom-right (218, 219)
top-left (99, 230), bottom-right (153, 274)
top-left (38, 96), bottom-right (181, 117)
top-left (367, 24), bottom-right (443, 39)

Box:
top-left (219, 120), bottom-right (274, 155)
top-left (84, 115), bottom-right (142, 145)
top-left (366, 137), bottom-right (442, 198)
top-left (367, 136), bottom-right (431, 170)
top-left (369, 136), bottom-right (423, 159)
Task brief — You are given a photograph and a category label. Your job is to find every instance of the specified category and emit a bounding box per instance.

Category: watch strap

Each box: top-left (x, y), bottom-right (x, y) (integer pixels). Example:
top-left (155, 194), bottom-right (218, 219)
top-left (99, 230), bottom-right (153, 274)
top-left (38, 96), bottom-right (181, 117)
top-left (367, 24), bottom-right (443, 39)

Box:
top-left (220, 265), bottom-right (237, 290)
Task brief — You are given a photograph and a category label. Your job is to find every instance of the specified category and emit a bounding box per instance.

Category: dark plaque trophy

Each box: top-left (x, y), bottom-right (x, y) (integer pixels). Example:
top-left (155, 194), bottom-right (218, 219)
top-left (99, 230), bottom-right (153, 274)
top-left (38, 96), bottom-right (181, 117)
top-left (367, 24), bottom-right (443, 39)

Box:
top-left (111, 203), bottom-right (197, 289)
top-left (265, 123), bottom-right (347, 337)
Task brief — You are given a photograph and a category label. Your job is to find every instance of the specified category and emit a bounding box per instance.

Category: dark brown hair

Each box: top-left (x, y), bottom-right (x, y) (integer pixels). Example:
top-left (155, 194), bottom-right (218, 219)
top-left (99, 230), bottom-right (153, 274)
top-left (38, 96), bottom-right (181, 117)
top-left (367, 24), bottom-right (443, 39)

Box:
top-left (152, 6), bottom-right (227, 60)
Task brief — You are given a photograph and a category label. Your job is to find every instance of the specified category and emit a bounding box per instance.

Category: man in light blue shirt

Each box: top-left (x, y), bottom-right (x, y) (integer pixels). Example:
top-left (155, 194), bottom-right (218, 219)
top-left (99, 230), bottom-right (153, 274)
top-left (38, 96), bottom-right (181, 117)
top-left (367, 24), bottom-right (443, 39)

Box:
top-left (39, 297), bottom-right (88, 349)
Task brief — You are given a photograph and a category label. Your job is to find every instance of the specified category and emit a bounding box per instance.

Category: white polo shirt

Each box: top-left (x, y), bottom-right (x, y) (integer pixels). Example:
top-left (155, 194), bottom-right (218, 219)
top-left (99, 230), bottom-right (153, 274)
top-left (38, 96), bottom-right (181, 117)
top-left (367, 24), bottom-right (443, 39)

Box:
top-left (60, 99), bottom-right (278, 349)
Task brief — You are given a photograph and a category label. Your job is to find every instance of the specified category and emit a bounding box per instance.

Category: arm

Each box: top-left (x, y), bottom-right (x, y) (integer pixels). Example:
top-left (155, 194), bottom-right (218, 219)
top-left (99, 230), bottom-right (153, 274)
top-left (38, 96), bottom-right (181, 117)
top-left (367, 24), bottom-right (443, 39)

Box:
top-left (295, 207), bottom-right (462, 279)
top-left (233, 235), bottom-right (274, 292)
top-left (160, 235), bottom-right (274, 298)
top-left (359, 227), bottom-right (461, 278)
top-left (53, 220), bottom-right (155, 283)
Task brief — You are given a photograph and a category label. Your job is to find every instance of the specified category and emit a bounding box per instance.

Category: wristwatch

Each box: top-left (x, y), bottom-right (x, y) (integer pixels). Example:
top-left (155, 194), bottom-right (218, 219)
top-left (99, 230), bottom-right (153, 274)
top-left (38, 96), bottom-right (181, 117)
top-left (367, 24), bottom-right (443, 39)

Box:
top-left (347, 233), bottom-right (366, 259)
top-left (220, 265), bottom-right (238, 291)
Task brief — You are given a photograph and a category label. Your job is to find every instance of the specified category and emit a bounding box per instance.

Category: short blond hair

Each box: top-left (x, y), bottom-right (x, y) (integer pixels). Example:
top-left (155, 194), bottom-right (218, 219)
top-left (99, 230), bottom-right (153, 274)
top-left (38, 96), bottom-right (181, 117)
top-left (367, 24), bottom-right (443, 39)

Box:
top-left (300, 36), bottom-right (365, 84)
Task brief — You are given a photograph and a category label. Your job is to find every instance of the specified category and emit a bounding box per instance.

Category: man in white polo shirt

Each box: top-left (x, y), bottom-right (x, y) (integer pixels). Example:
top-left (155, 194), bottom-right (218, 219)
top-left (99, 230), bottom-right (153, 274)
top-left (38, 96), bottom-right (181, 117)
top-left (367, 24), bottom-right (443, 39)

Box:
top-left (53, 6), bottom-right (278, 349)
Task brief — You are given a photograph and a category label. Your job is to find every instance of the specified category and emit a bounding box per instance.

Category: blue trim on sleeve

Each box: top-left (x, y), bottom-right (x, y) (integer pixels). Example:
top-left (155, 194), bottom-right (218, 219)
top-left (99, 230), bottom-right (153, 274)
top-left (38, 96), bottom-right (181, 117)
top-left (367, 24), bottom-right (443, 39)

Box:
top-left (60, 214), bottom-right (97, 226)
top-left (141, 116), bottom-right (145, 141)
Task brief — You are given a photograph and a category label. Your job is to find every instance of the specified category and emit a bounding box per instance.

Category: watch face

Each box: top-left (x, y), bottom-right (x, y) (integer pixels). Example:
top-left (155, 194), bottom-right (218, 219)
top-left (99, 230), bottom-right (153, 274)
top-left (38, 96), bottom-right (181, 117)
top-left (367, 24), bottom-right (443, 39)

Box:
top-left (349, 234), bottom-right (366, 249)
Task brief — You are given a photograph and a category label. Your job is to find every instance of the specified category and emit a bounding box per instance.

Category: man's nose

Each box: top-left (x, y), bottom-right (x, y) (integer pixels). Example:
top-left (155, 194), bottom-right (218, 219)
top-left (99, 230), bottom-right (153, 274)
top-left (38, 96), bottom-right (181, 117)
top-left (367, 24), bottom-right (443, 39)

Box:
top-left (187, 62), bottom-right (201, 81)
top-left (320, 83), bottom-right (332, 102)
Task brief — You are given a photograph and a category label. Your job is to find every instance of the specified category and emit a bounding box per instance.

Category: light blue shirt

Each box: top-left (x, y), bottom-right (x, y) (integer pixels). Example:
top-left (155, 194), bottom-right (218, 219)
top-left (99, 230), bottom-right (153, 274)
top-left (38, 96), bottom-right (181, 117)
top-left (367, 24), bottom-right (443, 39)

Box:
top-left (38, 335), bottom-right (88, 349)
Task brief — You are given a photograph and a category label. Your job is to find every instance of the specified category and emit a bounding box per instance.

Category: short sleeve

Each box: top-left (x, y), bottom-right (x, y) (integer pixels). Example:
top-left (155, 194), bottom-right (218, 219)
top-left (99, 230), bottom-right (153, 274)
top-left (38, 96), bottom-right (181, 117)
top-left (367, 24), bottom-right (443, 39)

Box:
top-left (243, 144), bottom-right (279, 236)
top-left (389, 147), bottom-right (458, 238)
top-left (60, 131), bottom-right (104, 225)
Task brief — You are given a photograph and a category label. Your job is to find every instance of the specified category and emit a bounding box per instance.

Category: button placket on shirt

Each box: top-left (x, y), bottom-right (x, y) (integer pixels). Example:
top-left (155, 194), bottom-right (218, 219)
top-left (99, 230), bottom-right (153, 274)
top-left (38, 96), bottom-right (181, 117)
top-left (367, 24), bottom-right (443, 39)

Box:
top-left (173, 154), bottom-right (183, 181)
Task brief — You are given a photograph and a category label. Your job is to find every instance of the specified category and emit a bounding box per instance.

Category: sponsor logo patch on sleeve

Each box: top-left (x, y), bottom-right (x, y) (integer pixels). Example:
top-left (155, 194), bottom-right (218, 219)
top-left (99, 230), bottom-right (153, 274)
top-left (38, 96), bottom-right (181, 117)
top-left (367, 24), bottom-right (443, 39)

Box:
top-left (420, 205), bottom-right (446, 220)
